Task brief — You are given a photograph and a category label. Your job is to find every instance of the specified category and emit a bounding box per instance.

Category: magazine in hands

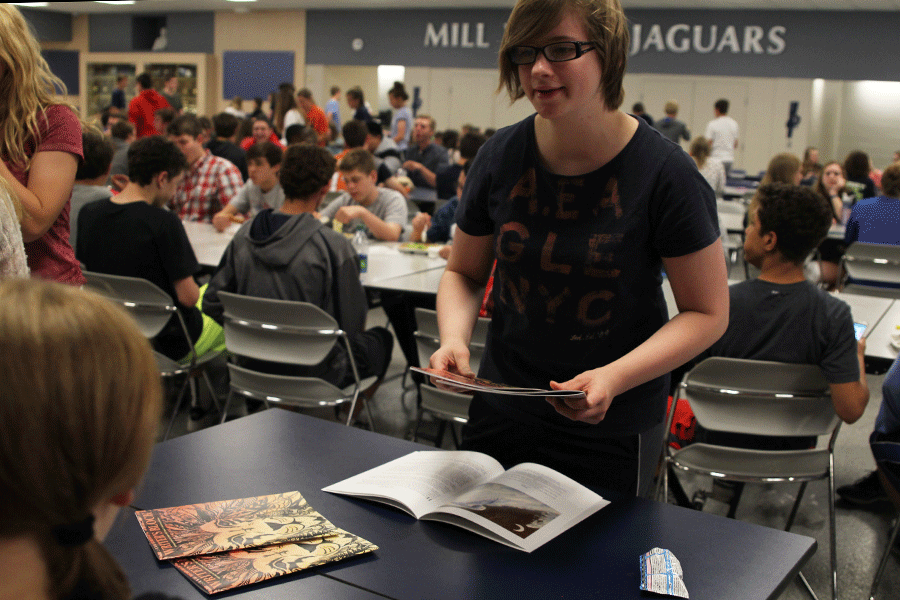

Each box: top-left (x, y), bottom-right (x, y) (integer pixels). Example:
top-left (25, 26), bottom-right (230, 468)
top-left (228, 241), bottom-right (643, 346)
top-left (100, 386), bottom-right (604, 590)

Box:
top-left (410, 366), bottom-right (586, 399)
top-left (323, 451), bottom-right (608, 552)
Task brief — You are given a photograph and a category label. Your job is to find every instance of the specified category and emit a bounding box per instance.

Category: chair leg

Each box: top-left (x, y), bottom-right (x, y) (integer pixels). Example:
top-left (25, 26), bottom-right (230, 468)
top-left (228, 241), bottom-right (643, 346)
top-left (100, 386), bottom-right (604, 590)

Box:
top-left (412, 412), bottom-right (424, 443)
top-left (449, 422), bottom-right (461, 449)
top-left (785, 481), bottom-right (808, 532)
top-left (220, 390), bottom-right (233, 425)
top-left (201, 369), bottom-right (221, 414)
top-left (363, 398), bottom-right (377, 433)
top-left (666, 466), bottom-right (694, 508)
top-left (725, 481), bottom-right (745, 519)
top-left (792, 476), bottom-right (836, 600)
top-left (869, 513), bottom-right (900, 600)
top-left (434, 420), bottom-right (447, 448)
top-left (164, 376), bottom-right (191, 440)
top-left (828, 466), bottom-right (838, 600)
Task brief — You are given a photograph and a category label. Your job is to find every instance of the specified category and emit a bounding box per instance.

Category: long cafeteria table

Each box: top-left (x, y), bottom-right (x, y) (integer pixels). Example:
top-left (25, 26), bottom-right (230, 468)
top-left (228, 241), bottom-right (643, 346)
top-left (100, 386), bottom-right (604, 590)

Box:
top-left (182, 220), bottom-right (446, 286)
top-left (105, 408), bottom-right (816, 600)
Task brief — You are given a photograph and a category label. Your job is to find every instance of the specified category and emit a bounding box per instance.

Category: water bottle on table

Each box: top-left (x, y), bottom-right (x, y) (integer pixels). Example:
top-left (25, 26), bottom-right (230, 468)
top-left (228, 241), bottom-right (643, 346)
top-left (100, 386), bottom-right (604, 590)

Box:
top-left (352, 226), bottom-right (368, 273)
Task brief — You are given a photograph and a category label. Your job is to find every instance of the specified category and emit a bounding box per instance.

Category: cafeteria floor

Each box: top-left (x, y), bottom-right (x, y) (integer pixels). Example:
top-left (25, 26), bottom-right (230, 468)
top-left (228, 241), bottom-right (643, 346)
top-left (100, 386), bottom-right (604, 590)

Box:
top-left (164, 273), bottom-right (900, 600)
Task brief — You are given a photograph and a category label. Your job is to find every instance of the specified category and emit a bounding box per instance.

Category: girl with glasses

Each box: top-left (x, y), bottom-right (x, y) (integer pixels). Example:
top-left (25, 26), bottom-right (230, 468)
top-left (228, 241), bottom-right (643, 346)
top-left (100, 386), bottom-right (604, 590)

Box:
top-left (429, 0), bottom-right (728, 496)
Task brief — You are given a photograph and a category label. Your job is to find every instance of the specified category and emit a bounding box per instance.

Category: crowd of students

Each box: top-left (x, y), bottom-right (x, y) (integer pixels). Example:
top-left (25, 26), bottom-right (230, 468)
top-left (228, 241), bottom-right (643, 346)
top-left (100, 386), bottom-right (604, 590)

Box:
top-left (2, 1), bottom-right (900, 597)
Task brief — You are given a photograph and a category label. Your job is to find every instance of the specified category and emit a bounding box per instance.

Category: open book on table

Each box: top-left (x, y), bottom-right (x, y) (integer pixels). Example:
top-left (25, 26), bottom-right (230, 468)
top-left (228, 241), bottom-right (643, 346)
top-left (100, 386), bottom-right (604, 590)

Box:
top-left (323, 451), bottom-right (608, 553)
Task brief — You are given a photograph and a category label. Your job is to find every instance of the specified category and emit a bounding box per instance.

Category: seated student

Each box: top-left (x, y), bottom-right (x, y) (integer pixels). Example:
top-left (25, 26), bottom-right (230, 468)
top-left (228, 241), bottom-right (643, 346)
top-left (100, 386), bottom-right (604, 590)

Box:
top-left (77, 135), bottom-right (224, 362)
top-left (69, 129), bottom-right (114, 250)
top-left (320, 148), bottom-right (407, 241)
top-left (168, 114), bottom-right (244, 223)
top-left (364, 120), bottom-right (402, 175)
top-left (202, 144), bottom-right (393, 390)
top-left (838, 353), bottom-right (900, 506)
top-left (207, 112), bottom-right (248, 182)
top-left (844, 162), bottom-right (900, 247)
top-left (285, 123), bottom-right (317, 146)
top-left (691, 183), bottom-right (869, 447)
top-left (0, 278), bottom-right (161, 600)
top-left (334, 120), bottom-right (403, 196)
top-left (675, 182), bottom-right (869, 512)
top-left (240, 116), bottom-right (284, 151)
top-left (107, 120), bottom-right (135, 191)
top-left (410, 160), bottom-right (470, 245)
top-left (434, 131), bottom-right (486, 201)
top-left (211, 141), bottom-right (285, 232)
top-left (402, 115), bottom-right (450, 191)
top-left (153, 107), bottom-right (176, 142)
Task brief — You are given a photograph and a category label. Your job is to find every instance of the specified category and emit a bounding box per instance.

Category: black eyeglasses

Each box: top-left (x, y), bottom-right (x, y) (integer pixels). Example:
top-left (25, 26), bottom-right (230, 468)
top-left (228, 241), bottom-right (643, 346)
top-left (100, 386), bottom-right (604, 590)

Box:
top-left (507, 41), bottom-right (595, 65)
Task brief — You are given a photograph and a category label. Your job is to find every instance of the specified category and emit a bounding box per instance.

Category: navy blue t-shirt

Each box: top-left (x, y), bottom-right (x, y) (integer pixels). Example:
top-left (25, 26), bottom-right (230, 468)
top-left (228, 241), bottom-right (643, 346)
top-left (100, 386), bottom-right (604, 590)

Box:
top-left (455, 115), bottom-right (719, 436)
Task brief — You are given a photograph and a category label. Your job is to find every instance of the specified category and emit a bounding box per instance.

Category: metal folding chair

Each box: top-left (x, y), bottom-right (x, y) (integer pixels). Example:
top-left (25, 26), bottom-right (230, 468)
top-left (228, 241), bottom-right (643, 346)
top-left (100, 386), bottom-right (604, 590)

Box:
top-left (217, 291), bottom-right (377, 429)
top-left (82, 271), bottom-right (222, 440)
top-left (840, 242), bottom-right (900, 299)
top-left (412, 307), bottom-right (489, 447)
top-left (657, 357), bottom-right (840, 600)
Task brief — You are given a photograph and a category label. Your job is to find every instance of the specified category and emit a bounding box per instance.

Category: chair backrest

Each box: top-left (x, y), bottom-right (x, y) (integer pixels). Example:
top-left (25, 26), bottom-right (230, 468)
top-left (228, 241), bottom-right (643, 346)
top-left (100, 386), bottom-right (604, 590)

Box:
top-left (842, 242), bottom-right (900, 293)
top-left (414, 307), bottom-right (489, 374)
top-left (82, 270), bottom-right (176, 339)
top-left (678, 357), bottom-right (839, 438)
top-left (217, 291), bottom-right (341, 365)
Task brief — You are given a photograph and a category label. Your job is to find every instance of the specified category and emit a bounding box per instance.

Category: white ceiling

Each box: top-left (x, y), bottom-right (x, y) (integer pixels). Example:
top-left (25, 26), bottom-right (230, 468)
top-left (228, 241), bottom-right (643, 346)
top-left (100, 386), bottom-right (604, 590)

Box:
top-left (18, 0), bottom-right (900, 13)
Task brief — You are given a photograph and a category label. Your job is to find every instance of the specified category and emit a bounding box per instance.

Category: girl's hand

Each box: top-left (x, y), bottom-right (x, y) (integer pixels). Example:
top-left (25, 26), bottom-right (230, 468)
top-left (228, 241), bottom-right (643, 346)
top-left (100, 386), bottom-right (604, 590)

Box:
top-left (546, 367), bottom-right (620, 424)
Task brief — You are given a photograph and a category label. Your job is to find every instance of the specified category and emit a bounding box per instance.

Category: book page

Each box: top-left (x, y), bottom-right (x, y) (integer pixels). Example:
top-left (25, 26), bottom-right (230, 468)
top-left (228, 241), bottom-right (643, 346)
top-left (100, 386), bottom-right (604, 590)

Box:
top-left (427, 463), bottom-right (608, 552)
top-left (323, 451), bottom-right (504, 518)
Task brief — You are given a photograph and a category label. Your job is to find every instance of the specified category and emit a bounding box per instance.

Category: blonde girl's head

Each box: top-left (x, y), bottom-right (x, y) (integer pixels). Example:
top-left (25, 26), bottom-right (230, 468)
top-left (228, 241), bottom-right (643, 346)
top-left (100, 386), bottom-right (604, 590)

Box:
top-left (0, 4), bottom-right (71, 171)
top-left (689, 137), bottom-right (712, 169)
top-left (762, 152), bottom-right (802, 186)
top-left (0, 279), bottom-right (162, 599)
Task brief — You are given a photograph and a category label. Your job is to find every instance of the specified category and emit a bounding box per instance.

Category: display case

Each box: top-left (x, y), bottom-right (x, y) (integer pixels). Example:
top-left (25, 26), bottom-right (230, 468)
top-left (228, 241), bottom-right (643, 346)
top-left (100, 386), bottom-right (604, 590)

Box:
top-left (80, 53), bottom-right (215, 120)
top-left (85, 63), bottom-right (136, 118)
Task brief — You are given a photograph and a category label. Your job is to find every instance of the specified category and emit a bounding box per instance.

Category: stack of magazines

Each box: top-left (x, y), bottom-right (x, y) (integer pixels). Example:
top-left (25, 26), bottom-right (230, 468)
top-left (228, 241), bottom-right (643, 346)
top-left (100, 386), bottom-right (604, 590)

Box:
top-left (135, 491), bottom-right (376, 594)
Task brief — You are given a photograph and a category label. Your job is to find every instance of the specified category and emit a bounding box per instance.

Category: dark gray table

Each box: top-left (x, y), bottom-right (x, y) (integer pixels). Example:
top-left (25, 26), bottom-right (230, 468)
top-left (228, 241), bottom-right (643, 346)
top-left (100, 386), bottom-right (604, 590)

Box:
top-left (109, 409), bottom-right (816, 600)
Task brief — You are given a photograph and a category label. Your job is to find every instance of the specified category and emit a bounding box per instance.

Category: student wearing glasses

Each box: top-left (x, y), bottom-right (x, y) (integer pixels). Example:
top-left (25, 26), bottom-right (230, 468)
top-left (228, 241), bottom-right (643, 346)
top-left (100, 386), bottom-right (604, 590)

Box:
top-left (429, 0), bottom-right (728, 496)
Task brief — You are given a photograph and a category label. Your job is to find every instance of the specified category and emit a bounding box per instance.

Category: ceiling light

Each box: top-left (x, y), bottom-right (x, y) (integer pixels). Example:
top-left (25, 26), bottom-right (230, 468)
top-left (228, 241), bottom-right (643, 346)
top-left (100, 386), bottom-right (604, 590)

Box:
top-left (95, 1), bottom-right (136, 5)
top-left (10, 2), bottom-right (50, 6)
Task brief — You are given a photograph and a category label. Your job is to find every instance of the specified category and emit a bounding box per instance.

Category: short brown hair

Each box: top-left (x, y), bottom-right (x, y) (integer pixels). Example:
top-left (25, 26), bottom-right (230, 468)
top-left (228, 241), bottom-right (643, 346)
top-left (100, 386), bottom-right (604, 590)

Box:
top-left (246, 141), bottom-right (283, 167)
top-left (881, 162), bottom-right (900, 197)
top-left (416, 114), bottom-right (436, 133)
top-left (280, 144), bottom-right (335, 200)
top-left (498, 0), bottom-right (629, 110)
top-left (167, 113), bottom-right (203, 138)
top-left (338, 147), bottom-right (375, 175)
top-left (342, 119), bottom-right (369, 149)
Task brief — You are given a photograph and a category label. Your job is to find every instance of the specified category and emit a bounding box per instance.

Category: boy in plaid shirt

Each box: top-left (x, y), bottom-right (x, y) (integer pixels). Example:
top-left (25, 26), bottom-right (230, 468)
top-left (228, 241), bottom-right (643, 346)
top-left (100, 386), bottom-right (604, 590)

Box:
top-left (168, 114), bottom-right (243, 222)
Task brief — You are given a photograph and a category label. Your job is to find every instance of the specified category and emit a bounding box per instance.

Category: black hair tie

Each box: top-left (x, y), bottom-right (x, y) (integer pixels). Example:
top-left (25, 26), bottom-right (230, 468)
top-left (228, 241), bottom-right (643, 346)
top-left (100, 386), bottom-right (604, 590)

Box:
top-left (53, 515), bottom-right (95, 547)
